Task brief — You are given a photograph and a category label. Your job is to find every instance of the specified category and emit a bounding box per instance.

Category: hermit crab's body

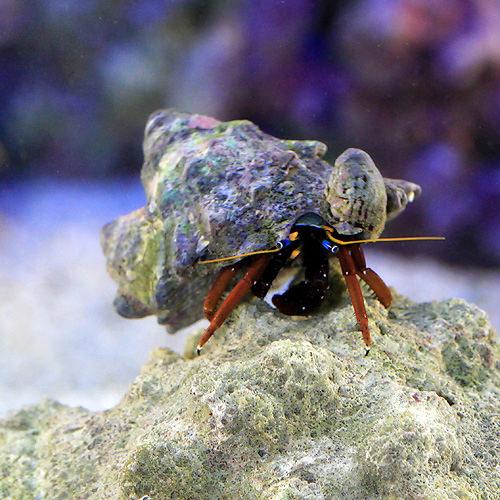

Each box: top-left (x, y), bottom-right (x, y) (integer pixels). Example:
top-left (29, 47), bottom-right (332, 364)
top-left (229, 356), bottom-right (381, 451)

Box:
top-left (102, 110), bottom-right (423, 350)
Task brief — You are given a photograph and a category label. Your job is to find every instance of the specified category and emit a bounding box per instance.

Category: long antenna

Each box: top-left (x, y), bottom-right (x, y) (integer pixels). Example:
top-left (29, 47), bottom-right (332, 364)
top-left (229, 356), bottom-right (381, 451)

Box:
top-left (198, 244), bottom-right (284, 264)
top-left (344, 236), bottom-right (445, 245)
top-left (323, 226), bottom-right (445, 245)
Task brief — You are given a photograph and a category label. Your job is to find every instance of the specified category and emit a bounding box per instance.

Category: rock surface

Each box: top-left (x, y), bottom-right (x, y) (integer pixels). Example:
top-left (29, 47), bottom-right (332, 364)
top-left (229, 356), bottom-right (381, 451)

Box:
top-left (0, 294), bottom-right (498, 499)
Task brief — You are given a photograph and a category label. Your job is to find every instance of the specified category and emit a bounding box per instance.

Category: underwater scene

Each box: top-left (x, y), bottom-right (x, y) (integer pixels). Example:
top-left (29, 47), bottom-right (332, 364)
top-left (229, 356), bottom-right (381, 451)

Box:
top-left (0, 1), bottom-right (498, 497)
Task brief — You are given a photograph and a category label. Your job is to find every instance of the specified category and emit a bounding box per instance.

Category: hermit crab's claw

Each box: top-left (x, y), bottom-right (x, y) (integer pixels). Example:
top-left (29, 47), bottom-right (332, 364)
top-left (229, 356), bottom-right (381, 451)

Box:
top-left (271, 234), bottom-right (330, 316)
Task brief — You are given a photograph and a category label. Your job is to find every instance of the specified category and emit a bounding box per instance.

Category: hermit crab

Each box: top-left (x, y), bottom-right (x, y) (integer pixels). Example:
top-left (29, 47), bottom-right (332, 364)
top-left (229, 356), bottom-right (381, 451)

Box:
top-left (101, 110), bottom-right (442, 354)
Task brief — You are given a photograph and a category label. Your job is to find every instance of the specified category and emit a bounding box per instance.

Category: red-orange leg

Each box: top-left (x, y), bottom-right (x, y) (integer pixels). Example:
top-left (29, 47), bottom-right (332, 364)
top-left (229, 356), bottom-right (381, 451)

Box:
top-left (338, 247), bottom-right (371, 350)
top-left (350, 244), bottom-right (392, 308)
top-left (197, 255), bottom-right (271, 354)
top-left (203, 264), bottom-right (241, 320)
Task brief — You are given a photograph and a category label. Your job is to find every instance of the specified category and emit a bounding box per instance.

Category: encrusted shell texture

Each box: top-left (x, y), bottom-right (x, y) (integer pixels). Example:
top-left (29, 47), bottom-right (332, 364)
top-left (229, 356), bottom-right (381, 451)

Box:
top-left (326, 148), bottom-right (387, 237)
top-left (102, 110), bottom-right (420, 331)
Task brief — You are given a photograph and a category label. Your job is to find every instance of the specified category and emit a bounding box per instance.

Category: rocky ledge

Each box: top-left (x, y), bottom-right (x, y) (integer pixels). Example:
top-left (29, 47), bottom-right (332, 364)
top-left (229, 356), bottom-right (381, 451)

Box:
top-left (0, 294), bottom-right (498, 498)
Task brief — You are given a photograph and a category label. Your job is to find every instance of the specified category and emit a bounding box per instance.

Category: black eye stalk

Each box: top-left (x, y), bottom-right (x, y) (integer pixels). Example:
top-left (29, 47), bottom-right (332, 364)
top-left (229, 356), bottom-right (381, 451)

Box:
top-left (320, 239), bottom-right (339, 255)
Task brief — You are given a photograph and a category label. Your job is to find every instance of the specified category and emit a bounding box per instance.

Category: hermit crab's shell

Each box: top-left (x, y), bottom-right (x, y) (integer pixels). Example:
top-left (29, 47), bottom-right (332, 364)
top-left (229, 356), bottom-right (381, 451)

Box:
top-left (140, 110), bottom-right (335, 267)
top-left (102, 110), bottom-right (333, 330)
top-left (101, 110), bottom-right (421, 331)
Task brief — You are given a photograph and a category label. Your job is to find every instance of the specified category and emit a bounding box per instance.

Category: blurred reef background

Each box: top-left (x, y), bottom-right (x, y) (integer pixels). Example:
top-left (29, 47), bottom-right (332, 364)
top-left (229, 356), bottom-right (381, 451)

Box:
top-left (0, 0), bottom-right (499, 415)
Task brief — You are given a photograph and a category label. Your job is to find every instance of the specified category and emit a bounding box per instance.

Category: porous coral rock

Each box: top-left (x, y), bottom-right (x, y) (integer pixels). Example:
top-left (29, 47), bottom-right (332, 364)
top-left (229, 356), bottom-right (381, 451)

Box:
top-left (0, 295), bottom-right (498, 498)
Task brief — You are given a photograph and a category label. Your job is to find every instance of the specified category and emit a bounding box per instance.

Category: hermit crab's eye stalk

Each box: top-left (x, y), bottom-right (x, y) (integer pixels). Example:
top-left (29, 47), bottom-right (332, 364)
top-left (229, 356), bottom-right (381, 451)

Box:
top-left (321, 239), bottom-right (339, 254)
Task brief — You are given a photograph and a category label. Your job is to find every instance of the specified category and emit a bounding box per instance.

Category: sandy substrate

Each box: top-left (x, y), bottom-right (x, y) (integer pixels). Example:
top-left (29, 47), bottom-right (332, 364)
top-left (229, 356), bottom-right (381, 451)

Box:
top-left (0, 180), bottom-right (498, 417)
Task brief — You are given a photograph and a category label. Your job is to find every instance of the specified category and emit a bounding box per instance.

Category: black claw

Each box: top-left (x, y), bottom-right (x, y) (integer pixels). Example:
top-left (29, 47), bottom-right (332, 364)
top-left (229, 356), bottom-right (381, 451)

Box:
top-left (196, 346), bottom-right (202, 356)
top-left (365, 348), bottom-right (371, 357)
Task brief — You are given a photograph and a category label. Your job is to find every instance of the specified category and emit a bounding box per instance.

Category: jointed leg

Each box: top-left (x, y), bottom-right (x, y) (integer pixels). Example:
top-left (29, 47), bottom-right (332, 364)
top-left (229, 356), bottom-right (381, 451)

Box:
top-left (197, 255), bottom-right (271, 354)
top-left (338, 247), bottom-right (371, 349)
top-left (204, 264), bottom-right (241, 320)
top-left (350, 244), bottom-right (392, 308)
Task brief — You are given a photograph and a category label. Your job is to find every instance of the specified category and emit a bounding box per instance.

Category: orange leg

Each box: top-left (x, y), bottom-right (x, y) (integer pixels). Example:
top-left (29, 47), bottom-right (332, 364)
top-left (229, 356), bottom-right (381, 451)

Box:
top-left (197, 255), bottom-right (271, 354)
top-left (350, 245), bottom-right (392, 308)
top-left (338, 247), bottom-right (371, 351)
top-left (203, 264), bottom-right (241, 320)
